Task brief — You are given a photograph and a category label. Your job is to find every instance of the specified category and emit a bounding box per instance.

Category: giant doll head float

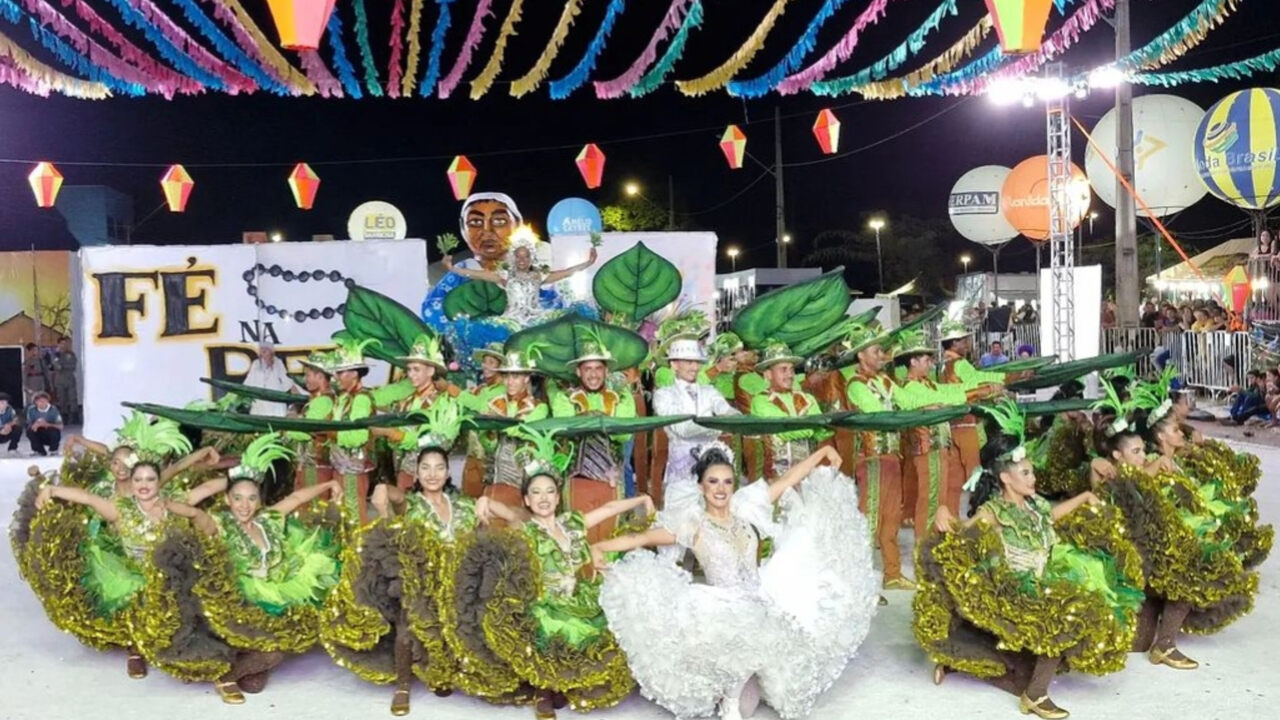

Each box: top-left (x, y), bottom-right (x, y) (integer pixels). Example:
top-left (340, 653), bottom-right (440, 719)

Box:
top-left (460, 192), bottom-right (523, 269)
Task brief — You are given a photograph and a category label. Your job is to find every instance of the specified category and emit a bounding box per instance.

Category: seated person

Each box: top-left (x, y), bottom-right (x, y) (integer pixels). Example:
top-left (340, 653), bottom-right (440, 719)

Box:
top-left (25, 392), bottom-right (63, 456)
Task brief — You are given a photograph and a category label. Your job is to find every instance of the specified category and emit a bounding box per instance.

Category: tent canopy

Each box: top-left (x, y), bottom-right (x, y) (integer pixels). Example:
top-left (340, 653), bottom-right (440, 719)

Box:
top-left (1148, 237), bottom-right (1254, 283)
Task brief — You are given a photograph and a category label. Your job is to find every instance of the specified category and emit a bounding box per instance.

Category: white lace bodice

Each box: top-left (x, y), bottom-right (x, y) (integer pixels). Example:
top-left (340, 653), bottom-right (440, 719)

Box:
top-left (502, 269), bottom-right (546, 325)
top-left (689, 514), bottom-right (760, 589)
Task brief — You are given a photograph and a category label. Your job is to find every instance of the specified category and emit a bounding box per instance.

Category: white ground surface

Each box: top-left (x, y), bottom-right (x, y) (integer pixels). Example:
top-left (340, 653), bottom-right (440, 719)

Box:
top-left (1, 442), bottom-right (1275, 720)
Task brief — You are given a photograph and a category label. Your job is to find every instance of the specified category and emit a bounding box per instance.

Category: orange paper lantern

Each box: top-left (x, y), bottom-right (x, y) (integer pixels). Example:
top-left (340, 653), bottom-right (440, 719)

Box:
top-left (812, 109), bottom-right (841, 154)
top-left (161, 164), bottom-right (194, 213)
top-left (576, 144), bottom-right (606, 189)
top-left (720, 125), bottom-right (746, 169)
top-left (266, 0), bottom-right (336, 51)
top-left (288, 163), bottom-right (321, 209)
top-left (984, 0), bottom-right (1053, 54)
top-left (447, 155), bottom-right (477, 200)
top-left (1224, 265), bottom-right (1250, 314)
top-left (28, 162), bottom-right (63, 208)
top-left (1000, 155), bottom-right (1090, 242)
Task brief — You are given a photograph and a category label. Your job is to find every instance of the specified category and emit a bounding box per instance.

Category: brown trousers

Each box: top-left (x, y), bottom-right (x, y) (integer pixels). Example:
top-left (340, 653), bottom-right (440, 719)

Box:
top-left (483, 483), bottom-right (524, 529)
top-left (854, 455), bottom-right (903, 582)
top-left (460, 456), bottom-right (486, 498)
top-left (951, 424), bottom-right (982, 481)
top-left (902, 445), bottom-right (964, 541)
top-left (567, 476), bottom-right (618, 543)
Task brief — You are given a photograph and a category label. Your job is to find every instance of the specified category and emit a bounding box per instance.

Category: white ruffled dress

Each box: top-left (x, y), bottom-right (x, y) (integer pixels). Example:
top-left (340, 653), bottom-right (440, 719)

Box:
top-left (598, 466), bottom-right (879, 719)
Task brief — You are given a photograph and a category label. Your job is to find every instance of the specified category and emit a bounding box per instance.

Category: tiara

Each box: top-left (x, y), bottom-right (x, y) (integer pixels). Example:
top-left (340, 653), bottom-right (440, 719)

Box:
top-left (693, 440), bottom-right (736, 467)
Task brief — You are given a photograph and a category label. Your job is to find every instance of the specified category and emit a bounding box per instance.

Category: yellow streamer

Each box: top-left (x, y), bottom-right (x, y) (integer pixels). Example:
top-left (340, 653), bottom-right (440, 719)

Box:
top-left (0, 30), bottom-right (111, 99)
top-left (858, 16), bottom-right (991, 100)
top-left (508, 0), bottom-right (583, 98)
top-left (402, 0), bottom-right (427, 97)
top-left (469, 0), bottom-right (526, 100)
top-left (676, 0), bottom-right (793, 97)
top-left (221, 0), bottom-right (318, 96)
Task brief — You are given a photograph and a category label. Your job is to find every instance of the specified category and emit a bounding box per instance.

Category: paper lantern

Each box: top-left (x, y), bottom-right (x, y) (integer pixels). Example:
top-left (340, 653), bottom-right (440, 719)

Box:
top-left (720, 125), bottom-right (746, 169)
top-left (1194, 88), bottom-right (1280, 211)
top-left (812, 109), bottom-right (841, 155)
top-left (984, 0), bottom-right (1053, 54)
top-left (1224, 265), bottom-right (1250, 314)
top-left (447, 155), bottom-right (477, 200)
top-left (161, 164), bottom-right (194, 213)
top-left (1000, 155), bottom-right (1090, 242)
top-left (288, 163), bottom-right (320, 209)
top-left (28, 162), bottom-right (63, 208)
top-left (266, 0), bottom-right (336, 51)
top-left (576, 144), bottom-right (606, 189)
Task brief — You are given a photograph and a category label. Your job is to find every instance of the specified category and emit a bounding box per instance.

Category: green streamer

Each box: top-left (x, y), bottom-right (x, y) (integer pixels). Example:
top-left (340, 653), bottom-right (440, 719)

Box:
top-left (629, 0), bottom-right (703, 98)
top-left (351, 0), bottom-right (383, 97)
top-left (1133, 46), bottom-right (1280, 87)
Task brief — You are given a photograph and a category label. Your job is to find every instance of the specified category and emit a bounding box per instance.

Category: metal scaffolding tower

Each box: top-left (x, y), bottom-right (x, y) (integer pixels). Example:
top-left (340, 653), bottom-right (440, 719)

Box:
top-left (1046, 63), bottom-right (1076, 360)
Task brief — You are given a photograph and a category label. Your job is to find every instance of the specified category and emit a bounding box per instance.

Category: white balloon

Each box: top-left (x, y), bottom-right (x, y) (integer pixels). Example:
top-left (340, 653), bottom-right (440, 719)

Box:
top-left (948, 165), bottom-right (1017, 245)
top-left (1085, 94), bottom-right (1207, 218)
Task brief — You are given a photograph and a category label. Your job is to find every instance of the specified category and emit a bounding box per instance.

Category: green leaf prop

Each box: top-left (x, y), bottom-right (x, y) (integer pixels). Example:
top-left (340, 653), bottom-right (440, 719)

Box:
top-left (467, 414), bottom-right (523, 432)
top-left (1006, 351), bottom-right (1150, 391)
top-left (126, 403), bottom-right (435, 433)
top-left (436, 233), bottom-right (461, 256)
top-left (831, 406), bottom-right (973, 431)
top-left (524, 414), bottom-right (693, 437)
top-left (731, 268), bottom-right (850, 349)
top-left (1015, 398), bottom-right (1096, 416)
top-left (987, 357), bottom-right (1060, 374)
top-left (342, 285), bottom-right (433, 363)
top-left (443, 279), bottom-right (508, 320)
top-left (506, 315), bottom-right (649, 383)
top-left (692, 413), bottom-right (843, 436)
top-left (592, 242), bottom-right (682, 322)
top-left (201, 378), bottom-right (302, 404)
top-left (793, 309), bottom-right (879, 359)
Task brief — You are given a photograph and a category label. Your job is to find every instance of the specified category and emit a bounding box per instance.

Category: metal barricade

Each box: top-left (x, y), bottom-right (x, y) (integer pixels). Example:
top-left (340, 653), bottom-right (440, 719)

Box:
top-left (1101, 327), bottom-right (1161, 376)
top-left (1174, 331), bottom-right (1250, 393)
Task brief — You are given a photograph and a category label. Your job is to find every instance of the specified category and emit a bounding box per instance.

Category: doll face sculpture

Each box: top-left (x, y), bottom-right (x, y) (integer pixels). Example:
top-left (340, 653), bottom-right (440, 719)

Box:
top-left (460, 193), bottom-right (522, 269)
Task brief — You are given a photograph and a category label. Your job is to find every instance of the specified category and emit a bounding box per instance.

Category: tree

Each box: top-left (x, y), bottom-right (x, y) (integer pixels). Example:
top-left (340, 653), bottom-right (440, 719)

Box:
top-left (802, 213), bottom-right (954, 296)
top-left (600, 197), bottom-right (670, 232)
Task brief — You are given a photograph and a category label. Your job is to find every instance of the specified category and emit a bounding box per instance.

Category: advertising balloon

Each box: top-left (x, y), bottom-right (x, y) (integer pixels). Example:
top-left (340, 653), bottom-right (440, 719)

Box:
top-left (948, 165), bottom-right (1018, 245)
top-left (1194, 87), bottom-right (1280, 210)
top-left (1001, 156), bottom-right (1091, 242)
top-left (1085, 94), bottom-right (1206, 217)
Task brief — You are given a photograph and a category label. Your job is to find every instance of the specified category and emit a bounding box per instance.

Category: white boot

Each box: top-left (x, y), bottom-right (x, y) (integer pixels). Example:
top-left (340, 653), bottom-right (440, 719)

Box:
top-left (719, 695), bottom-right (743, 720)
top-left (739, 676), bottom-right (760, 718)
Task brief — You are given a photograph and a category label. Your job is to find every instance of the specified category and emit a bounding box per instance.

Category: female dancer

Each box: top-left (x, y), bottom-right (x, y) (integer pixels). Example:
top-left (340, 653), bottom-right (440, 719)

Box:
top-left (191, 433), bottom-right (344, 702)
top-left (1089, 381), bottom-right (1259, 671)
top-left (61, 411), bottom-right (218, 496)
top-left (919, 402), bottom-right (1144, 719)
top-left (591, 444), bottom-right (878, 720)
top-left (442, 241), bottom-right (596, 327)
top-left (458, 427), bottom-right (645, 719)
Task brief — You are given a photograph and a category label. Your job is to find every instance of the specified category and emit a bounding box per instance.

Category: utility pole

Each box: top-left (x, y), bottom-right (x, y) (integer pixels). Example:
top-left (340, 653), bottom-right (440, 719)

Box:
top-left (1114, 0), bottom-right (1140, 327)
top-left (774, 106), bottom-right (787, 268)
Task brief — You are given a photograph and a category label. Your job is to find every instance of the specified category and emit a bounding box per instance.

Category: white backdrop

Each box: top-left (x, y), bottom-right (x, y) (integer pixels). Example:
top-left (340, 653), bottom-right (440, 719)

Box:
top-left (551, 231), bottom-right (719, 323)
top-left (78, 239), bottom-right (426, 441)
top-left (1039, 265), bottom-right (1102, 361)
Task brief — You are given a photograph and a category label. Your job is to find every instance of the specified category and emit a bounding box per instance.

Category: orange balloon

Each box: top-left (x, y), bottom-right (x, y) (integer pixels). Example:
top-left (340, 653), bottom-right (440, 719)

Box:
top-left (1000, 155), bottom-right (1091, 241)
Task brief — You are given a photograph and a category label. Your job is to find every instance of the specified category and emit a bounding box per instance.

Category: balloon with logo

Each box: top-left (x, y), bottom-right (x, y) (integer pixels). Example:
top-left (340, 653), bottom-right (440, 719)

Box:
top-left (949, 166), bottom-right (1018, 245)
top-left (1085, 94), bottom-right (1206, 217)
top-left (1001, 156), bottom-right (1091, 242)
top-left (1194, 87), bottom-right (1280, 210)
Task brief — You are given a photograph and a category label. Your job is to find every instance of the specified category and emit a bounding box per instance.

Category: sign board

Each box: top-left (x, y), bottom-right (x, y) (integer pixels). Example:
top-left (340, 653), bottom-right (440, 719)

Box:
top-left (546, 197), bottom-right (603, 236)
top-left (347, 201), bottom-right (408, 241)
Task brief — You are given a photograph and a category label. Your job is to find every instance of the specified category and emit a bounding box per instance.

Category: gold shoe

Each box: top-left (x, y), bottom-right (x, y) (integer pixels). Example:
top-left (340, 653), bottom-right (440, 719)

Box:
top-left (214, 681), bottom-right (246, 705)
top-left (127, 654), bottom-right (147, 679)
top-left (883, 577), bottom-right (918, 591)
top-left (933, 664), bottom-right (947, 686)
top-left (1148, 645), bottom-right (1199, 670)
top-left (391, 686), bottom-right (410, 716)
top-left (1019, 693), bottom-right (1069, 719)
top-left (534, 690), bottom-right (557, 719)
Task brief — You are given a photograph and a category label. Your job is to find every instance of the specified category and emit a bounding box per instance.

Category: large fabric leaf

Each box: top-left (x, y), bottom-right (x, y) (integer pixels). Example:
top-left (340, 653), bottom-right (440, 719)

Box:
top-left (831, 406), bottom-right (973, 431)
top-left (731, 268), bottom-right (850, 348)
top-left (525, 414), bottom-right (692, 437)
top-left (1016, 398), bottom-right (1095, 416)
top-left (443, 279), bottom-right (508, 320)
top-left (792, 306), bottom-right (882, 359)
top-left (692, 413), bottom-right (843, 435)
top-left (1007, 351), bottom-right (1149, 391)
top-left (201, 378), bottom-right (302, 404)
top-left (342, 285), bottom-right (433, 362)
top-left (592, 242), bottom-right (682, 322)
top-left (505, 315), bottom-right (648, 382)
top-left (126, 403), bottom-right (429, 433)
top-left (986, 357), bottom-right (1060, 374)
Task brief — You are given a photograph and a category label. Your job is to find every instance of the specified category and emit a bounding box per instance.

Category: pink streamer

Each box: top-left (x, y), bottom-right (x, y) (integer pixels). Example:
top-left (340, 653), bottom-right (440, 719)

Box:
top-left (776, 0), bottom-right (892, 95)
top-left (300, 50), bottom-right (343, 97)
top-left (21, 0), bottom-right (171, 95)
top-left (437, 0), bottom-right (494, 99)
top-left (947, 0), bottom-right (1113, 96)
top-left (0, 55), bottom-right (53, 96)
top-left (198, 0), bottom-right (300, 95)
top-left (131, 0), bottom-right (256, 93)
top-left (58, 0), bottom-right (201, 97)
top-left (386, 0), bottom-right (406, 98)
top-left (593, 0), bottom-right (690, 99)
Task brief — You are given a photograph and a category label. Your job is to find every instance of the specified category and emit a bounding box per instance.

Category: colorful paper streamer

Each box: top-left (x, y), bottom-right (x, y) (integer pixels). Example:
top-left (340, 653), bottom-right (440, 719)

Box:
top-left (401, 0), bottom-right (427, 96)
top-left (7, 0), bottom-right (151, 95)
top-left (417, 0), bottom-right (454, 96)
top-left (168, 0), bottom-right (287, 94)
top-left (549, 0), bottom-right (628, 99)
top-left (0, 27), bottom-right (109, 98)
top-left (727, 0), bottom-right (854, 99)
top-left (809, 0), bottom-right (959, 96)
top-left (775, 0), bottom-right (892, 95)
top-left (629, 0), bottom-right (703, 98)
top-left (326, 8), bottom-right (363, 98)
top-left (386, 0), bottom-right (406, 97)
top-left (510, 0), bottom-right (583, 98)
top-left (1132, 46), bottom-right (1280, 87)
top-left (593, 0), bottom-right (690, 99)
top-left (351, 0), bottom-right (383, 96)
top-left (1117, 0), bottom-right (1241, 72)
top-left (827, 16), bottom-right (991, 99)
top-left (202, 0), bottom-right (317, 96)
top-left (437, 0), bottom-right (495, 99)
top-left (98, 0), bottom-right (236, 92)
top-left (676, 0), bottom-right (792, 97)
top-left (469, 0), bottom-right (524, 99)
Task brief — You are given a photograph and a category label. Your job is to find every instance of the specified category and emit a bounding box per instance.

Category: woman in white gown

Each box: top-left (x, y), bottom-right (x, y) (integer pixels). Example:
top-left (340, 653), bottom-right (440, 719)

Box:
top-left (590, 444), bottom-right (878, 720)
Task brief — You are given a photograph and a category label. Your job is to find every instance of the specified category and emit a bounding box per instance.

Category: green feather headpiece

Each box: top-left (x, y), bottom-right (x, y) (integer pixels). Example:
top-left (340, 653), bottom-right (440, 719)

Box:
top-left (398, 333), bottom-right (447, 369)
top-left (331, 337), bottom-right (380, 371)
top-left (1092, 375), bottom-right (1142, 437)
top-left (570, 325), bottom-right (614, 366)
top-left (707, 331), bottom-right (744, 359)
top-left (964, 399), bottom-right (1029, 492)
top-left (1130, 364), bottom-right (1177, 426)
top-left (117, 413), bottom-right (194, 465)
top-left (508, 426), bottom-right (573, 481)
top-left (655, 310), bottom-right (710, 345)
top-left (229, 433), bottom-right (295, 482)
top-left (414, 400), bottom-right (466, 449)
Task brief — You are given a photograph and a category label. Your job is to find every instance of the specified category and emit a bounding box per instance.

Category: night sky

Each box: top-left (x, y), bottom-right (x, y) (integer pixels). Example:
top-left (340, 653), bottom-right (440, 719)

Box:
top-left (1, 0), bottom-right (1276, 281)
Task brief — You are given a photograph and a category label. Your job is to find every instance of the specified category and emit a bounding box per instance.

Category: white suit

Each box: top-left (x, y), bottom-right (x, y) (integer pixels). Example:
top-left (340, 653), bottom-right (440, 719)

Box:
top-left (652, 379), bottom-right (739, 498)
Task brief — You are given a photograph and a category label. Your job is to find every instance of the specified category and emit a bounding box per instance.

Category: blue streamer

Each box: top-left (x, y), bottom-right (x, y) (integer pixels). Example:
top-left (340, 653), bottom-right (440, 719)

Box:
top-left (548, 0), bottom-right (628, 99)
top-left (350, 0), bottom-right (383, 97)
top-left (727, 0), bottom-right (851, 99)
top-left (326, 10), bottom-right (363, 98)
top-left (99, 0), bottom-right (225, 91)
top-left (168, 0), bottom-right (282, 94)
top-left (909, 47), bottom-right (1004, 96)
top-left (418, 0), bottom-right (454, 97)
top-left (0, 0), bottom-right (145, 95)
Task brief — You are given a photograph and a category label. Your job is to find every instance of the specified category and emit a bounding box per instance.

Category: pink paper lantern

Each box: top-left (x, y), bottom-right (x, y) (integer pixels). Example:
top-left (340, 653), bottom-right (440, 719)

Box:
top-left (288, 163), bottom-right (321, 209)
top-left (576, 144), bottom-right (606, 189)
top-left (161, 164), bottom-right (194, 213)
top-left (28, 162), bottom-right (63, 208)
top-left (266, 0), bottom-right (337, 51)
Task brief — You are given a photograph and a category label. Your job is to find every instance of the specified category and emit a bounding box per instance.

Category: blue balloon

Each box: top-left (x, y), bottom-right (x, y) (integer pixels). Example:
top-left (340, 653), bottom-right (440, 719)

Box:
top-left (1193, 87), bottom-right (1280, 211)
top-left (546, 197), bottom-right (603, 236)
